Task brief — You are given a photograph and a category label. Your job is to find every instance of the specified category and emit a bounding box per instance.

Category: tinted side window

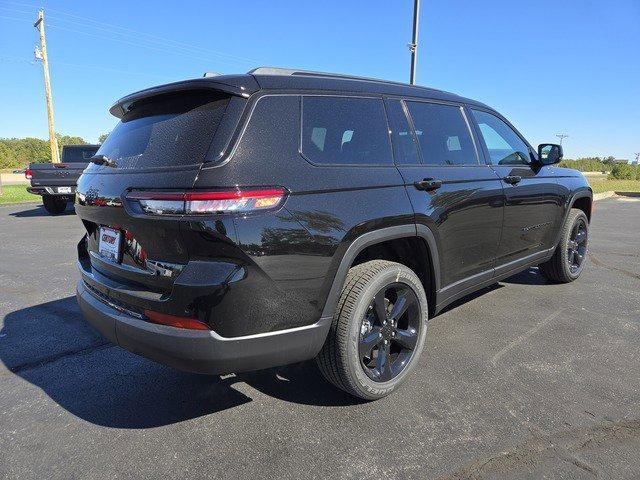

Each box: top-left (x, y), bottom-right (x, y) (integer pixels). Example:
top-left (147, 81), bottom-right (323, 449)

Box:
top-left (405, 101), bottom-right (477, 166)
top-left (471, 110), bottom-right (531, 166)
top-left (385, 99), bottom-right (420, 165)
top-left (301, 96), bottom-right (392, 165)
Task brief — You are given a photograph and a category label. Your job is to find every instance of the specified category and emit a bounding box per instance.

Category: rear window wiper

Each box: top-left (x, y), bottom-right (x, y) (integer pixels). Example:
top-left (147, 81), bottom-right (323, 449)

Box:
top-left (90, 154), bottom-right (118, 168)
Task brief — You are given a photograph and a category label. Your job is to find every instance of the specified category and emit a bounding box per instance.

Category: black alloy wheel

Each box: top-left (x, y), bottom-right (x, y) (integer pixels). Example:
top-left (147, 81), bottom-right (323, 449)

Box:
top-left (316, 260), bottom-right (429, 400)
top-left (538, 208), bottom-right (589, 283)
top-left (359, 283), bottom-right (421, 382)
top-left (567, 217), bottom-right (588, 274)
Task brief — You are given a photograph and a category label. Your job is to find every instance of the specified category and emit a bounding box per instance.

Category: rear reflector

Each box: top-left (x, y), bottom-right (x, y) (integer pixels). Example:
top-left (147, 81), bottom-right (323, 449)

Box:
top-left (127, 188), bottom-right (286, 215)
top-left (144, 309), bottom-right (210, 330)
top-left (25, 169), bottom-right (32, 180)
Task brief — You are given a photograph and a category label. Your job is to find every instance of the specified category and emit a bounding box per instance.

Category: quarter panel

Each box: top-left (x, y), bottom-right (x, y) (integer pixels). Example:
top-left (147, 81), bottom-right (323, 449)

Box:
top-left (194, 92), bottom-right (415, 332)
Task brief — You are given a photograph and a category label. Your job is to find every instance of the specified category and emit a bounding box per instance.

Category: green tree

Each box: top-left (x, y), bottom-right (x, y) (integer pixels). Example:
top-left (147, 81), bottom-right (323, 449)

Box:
top-left (0, 134), bottom-right (87, 169)
top-left (98, 132), bottom-right (110, 144)
top-left (610, 163), bottom-right (639, 180)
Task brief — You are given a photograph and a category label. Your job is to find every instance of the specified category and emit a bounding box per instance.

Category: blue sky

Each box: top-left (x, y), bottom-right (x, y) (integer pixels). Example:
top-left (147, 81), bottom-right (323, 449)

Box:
top-left (1, 0), bottom-right (638, 160)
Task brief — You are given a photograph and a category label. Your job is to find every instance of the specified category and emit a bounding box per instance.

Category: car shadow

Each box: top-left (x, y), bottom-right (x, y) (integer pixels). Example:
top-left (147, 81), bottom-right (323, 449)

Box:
top-left (500, 267), bottom-right (550, 286)
top-left (0, 296), bottom-right (359, 429)
top-left (437, 267), bottom-right (550, 315)
top-left (9, 203), bottom-right (75, 217)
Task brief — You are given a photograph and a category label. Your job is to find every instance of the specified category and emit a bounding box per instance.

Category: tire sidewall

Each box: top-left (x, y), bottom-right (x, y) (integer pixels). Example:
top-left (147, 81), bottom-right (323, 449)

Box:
top-left (42, 196), bottom-right (67, 215)
top-left (343, 264), bottom-right (428, 399)
top-left (558, 210), bottom-right (588, 280)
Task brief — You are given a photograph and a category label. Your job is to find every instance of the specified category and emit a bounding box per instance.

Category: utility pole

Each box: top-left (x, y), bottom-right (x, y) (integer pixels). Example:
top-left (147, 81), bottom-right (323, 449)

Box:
top-left (408, 0), bottom-right (420, 85)
top-left (34, 10), bottom-right (60, 163)
top-left (556, 134), bottom-right (569, 146)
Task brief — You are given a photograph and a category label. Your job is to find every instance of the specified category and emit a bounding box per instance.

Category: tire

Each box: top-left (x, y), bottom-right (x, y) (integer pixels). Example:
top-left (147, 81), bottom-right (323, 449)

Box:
top-left (316, 260), bottom-right (429, 400)
top-left (42, 195), bottom-right (67, 215)
top-left (539, 208), bottom-right (589, 283)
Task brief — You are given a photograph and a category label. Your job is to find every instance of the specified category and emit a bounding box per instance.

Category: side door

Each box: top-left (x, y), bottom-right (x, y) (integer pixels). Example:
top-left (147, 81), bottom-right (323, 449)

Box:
top-left (386, 98), bottom-right (504, 301)
top-left (468, 108), bottom-right (563, 270)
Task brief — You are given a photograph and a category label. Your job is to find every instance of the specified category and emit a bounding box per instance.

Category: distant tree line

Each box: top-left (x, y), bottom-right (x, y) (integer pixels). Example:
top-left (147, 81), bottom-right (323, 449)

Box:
top-left (559, 157), bottom-right (640, 180)
top-left (0, 134), bottom-right (89, 169)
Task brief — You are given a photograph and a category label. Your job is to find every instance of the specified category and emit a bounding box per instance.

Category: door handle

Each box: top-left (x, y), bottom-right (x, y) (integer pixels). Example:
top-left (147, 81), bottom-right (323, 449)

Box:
top-left (414, 178), bottom-right (443, 191)
top-left (503, 175), bottom-right (522, 185)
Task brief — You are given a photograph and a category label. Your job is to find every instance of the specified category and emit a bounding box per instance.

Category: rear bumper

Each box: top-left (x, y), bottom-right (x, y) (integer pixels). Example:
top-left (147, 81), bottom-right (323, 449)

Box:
top-left (76, 280), bottom-right (331, 375)
top-left (27, 186), bottom-right (75, 196)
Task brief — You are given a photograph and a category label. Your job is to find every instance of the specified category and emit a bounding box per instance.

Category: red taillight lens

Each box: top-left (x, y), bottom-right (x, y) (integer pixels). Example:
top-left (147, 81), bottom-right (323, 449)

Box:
top-left (127, 188), bottom-right (287, 216)
top-left (25, 169), bottom-right (32, 179)
top-left (144, 310), bottom-right (210, 330)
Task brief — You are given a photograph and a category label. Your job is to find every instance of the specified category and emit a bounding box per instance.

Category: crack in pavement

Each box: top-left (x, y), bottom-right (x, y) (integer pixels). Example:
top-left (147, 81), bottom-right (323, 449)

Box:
top-left (590, 253), bottom-right (640, 281)
top-left (490, 309), bottom-right (565, 367)
top-left (6, 341), bottom-right (114, 375)
top-left (439, 419), bottom-right (640, 479)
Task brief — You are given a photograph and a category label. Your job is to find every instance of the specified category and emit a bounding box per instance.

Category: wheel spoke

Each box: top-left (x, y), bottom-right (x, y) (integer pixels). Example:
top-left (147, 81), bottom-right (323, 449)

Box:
top-left (567, 248), bottom-right (575, 265)
top-left (388, 290), bottom-right (411, 322)
top-left (359, 282), bottom-right (423, 383)
top-left (375, 342), bottom-right (392, 381)
top-left (571, 223), bottom-right (579, 240)
top-left (394, 327), bottom-right (418, 350)
top-left (373, 290), bottom-right (388, 323)
top-left (575, 229), bottom-right (587, 245)
top-left (359, 327), bottom-right (382, 358)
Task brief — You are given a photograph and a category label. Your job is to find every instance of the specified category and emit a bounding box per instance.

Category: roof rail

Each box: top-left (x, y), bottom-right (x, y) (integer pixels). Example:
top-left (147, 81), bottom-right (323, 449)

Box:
top-left (247, 67), bottom-right (420, 89)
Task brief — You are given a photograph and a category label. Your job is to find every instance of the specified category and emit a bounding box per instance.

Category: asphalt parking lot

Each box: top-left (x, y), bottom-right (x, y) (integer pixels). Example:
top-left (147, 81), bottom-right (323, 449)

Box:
top-left (1, 197), bottom-right (639, 480)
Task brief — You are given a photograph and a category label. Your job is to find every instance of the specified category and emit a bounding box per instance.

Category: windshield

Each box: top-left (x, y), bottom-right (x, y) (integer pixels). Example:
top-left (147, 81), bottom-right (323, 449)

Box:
top-left (96, 90), bottom-right (230, 169)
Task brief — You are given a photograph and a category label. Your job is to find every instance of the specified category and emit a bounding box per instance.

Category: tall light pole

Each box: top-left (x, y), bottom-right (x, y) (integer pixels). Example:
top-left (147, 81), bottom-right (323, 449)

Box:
top-left (556, 134), bottom-right (569, 146)
top-left (408, 0), bottom-right (420, 85)
top-left (34, 10), bottom-right (60, 163)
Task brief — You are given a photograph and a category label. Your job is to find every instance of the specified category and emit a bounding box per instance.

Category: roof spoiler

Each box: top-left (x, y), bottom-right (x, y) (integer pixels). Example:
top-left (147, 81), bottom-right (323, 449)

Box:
top-left (109, 76), bottom-right (260, 118)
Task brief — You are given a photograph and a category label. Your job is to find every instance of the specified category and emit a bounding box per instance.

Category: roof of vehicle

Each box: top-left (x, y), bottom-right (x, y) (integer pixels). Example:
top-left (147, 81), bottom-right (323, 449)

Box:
top-left (109, 67), bottom-right (491, 117)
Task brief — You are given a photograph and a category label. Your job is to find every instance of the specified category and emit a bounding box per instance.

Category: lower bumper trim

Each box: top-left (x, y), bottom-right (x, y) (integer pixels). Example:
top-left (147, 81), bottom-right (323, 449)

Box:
top-left (76, 280), bottom-right (331, 375)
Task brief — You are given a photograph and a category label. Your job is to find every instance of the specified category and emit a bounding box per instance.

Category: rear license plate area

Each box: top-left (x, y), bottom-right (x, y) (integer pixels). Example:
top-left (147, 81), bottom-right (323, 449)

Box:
top-left (98, 226), bottom-right (122, 262)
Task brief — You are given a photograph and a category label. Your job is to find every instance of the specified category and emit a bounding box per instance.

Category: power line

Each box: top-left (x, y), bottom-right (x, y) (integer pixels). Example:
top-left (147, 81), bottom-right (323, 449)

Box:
top-left (44, 22), bottom-right (251, 67)
top-left (0, 54), bottom-right (168, 80)
top-left (3, 1), bottom-right (260, 66)
top-left (44, 11), bottom-right (259, 63)
top-left (46, 21), bottom-right (255, 67)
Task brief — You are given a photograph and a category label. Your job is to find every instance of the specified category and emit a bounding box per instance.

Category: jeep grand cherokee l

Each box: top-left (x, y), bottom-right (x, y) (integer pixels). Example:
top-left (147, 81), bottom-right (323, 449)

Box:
top-left (75, 68), bottom-right (592, 400)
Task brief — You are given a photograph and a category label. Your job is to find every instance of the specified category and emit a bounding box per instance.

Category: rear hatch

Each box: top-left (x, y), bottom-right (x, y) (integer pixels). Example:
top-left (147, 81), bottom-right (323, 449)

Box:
top-left (76, 86), bottom-right (248, 294)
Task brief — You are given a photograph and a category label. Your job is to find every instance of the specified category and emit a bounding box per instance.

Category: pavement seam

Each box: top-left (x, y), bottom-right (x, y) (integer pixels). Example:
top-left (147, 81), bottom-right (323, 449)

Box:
top-left (7, 341), bottom-right (113, 374)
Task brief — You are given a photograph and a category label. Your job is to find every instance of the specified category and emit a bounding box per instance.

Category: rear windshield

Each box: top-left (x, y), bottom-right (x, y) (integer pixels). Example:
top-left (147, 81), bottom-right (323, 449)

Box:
top-left (62, 145), bottom-right (99, 163)
top-left (96, 90), bottom-right (230, 169)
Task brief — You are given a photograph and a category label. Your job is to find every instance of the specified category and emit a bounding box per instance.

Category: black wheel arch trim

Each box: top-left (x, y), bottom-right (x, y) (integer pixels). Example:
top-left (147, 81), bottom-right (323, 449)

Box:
top-left (320, 224), bottom-right (440, 319)
top-left (554, 188), bottom-right (592, 246)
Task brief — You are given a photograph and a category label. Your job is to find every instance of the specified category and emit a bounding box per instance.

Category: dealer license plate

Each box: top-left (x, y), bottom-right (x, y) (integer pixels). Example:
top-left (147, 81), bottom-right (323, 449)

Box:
top-left (98, 226), bottom-right (122, 262)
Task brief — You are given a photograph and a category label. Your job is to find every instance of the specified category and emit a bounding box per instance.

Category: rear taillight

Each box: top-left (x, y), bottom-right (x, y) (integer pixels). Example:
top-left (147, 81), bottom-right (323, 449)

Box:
top-left (127, 188), bottom-right (287, 216)
top-left (144, 310), bottom-right (209, 330)
top-left (25, 169), bottom-right (32, 180)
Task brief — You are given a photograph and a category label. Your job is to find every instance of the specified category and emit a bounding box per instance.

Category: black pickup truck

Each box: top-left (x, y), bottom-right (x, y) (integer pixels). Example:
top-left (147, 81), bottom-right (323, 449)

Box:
top-left (26, 144), bottom-right (99, 214)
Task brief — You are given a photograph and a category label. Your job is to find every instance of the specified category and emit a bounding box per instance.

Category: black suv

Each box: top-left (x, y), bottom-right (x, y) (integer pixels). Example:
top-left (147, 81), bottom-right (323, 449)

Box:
top-left (76, 68), bottom-right (592, 400)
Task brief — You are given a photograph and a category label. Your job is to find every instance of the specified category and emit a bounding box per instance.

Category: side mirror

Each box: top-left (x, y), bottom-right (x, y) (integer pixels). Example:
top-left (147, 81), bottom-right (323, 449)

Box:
top-left (537, 143), bottom-right (563, 165)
